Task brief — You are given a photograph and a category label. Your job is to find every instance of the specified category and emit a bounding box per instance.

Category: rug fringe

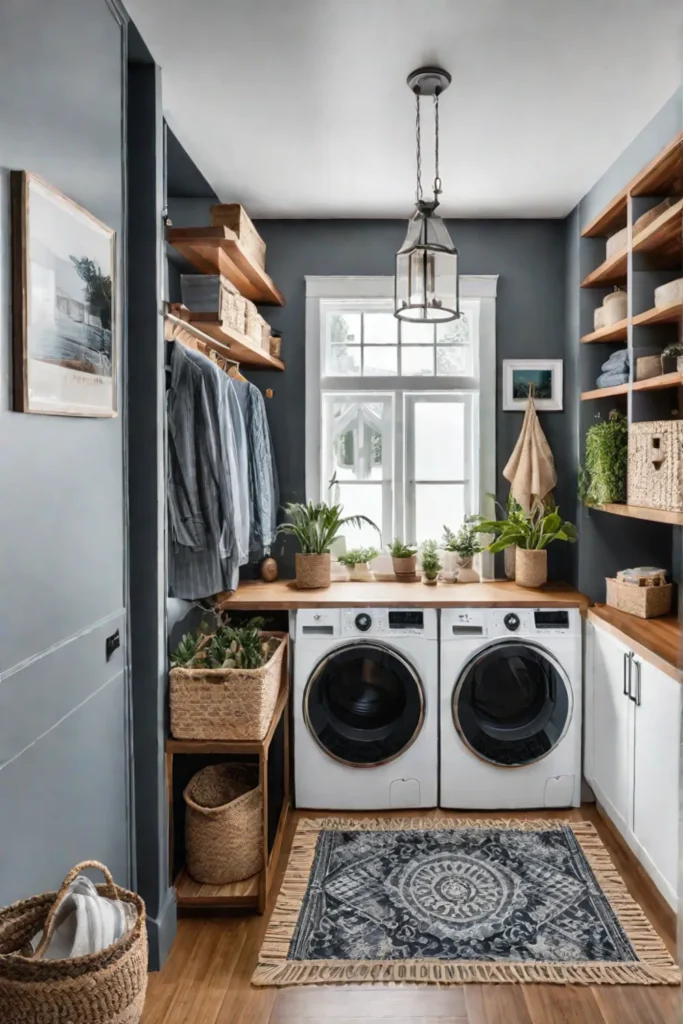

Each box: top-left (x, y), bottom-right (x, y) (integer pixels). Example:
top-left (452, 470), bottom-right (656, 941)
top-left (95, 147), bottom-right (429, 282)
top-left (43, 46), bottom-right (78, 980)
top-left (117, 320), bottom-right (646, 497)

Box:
top-left (296, 816), bottom-right (577, 833)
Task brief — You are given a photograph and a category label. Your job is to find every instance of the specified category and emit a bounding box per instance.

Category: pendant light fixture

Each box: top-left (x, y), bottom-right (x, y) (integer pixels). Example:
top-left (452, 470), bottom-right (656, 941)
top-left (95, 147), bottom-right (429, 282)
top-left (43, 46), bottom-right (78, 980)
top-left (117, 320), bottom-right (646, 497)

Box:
top-left (395, 66), bottom-right (460, 323)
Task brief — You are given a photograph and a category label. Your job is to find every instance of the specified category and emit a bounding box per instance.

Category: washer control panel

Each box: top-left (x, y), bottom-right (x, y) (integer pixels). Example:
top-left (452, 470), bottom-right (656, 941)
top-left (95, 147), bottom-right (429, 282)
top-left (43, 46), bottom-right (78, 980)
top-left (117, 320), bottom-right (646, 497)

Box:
top-left (442, 608), bottom-right (578, 639)
top-left (342, 608), bottom-right (434, 638)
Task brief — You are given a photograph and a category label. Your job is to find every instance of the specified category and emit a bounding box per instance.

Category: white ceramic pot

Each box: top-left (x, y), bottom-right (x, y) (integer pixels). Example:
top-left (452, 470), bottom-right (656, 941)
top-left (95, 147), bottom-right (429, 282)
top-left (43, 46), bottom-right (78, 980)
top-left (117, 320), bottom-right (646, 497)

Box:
top-left (347, 562), bottom-right (373, 582)
top-left (456, 558), bottom-right (480, 584)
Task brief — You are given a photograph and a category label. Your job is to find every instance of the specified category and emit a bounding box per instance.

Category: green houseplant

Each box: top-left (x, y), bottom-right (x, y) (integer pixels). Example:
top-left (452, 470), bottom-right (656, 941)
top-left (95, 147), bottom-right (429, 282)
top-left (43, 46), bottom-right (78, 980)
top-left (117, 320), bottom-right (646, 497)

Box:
top-left (662, 341), bottom-right (683, 374)
top-left (579, 409), bottom-right (628, 506)
top-left (278, 501), bottom-right (379, 589)
top-left (420, 540), bottom-right (442, 586)
top-left (337, 547), bottom-right (379, 581)
top-left (388, 538), bottom-right (418, 580)
top-left (442, 516), bottom-right (483, 581)
top-left (476, 500), bottom-right (577, 588)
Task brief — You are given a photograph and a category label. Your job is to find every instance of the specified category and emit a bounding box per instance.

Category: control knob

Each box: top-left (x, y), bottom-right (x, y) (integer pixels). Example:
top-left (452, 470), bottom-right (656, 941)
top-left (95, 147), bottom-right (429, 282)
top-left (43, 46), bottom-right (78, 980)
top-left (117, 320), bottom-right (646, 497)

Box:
top-left (355, 613), bottom-right (372, 632)
top-left (503, 612), bottom-right (520, 632)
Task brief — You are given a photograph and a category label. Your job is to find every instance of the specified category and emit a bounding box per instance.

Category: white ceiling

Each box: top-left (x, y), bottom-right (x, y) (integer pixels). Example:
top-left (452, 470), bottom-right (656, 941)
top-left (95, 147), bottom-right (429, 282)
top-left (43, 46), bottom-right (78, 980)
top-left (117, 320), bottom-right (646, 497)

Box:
top-left (126, 0), bottom-right (683, 218)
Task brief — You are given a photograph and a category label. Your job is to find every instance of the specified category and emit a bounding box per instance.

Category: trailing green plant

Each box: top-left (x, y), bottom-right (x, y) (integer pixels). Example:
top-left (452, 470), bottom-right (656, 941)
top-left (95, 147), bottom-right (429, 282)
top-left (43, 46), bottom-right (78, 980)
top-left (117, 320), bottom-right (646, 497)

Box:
top-left (663, 342), bottom-right (683, 358)
top-left (420, 540), bottom-right (442, 580)
top-left (337, 547), bottom-right (378, 567)
top-left (170, 616), bottom-right (270, 670)
top-left (442, 516), bottom-right (484, 559)
top-left (579, 409), bottom-right (628, 506)
top-left (388, 538), bottom-right (417, 558)
top-left (476, 499), bottom-right (577, 552)
top-left (277, 501), bottom-right (379, 554)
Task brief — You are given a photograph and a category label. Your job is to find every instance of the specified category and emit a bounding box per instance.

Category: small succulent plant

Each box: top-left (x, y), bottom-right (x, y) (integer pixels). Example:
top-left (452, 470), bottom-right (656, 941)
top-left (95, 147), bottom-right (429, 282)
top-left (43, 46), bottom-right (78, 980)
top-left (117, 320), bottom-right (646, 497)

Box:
top-left (170, 616), bottom-right (269, 670)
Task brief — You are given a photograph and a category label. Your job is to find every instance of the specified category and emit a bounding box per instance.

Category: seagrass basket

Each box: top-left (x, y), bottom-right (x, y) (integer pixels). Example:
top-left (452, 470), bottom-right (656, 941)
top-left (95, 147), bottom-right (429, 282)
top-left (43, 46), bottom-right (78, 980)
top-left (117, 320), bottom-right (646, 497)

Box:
top-left (244, 300), bottom-right (263, 346)
top-left (635, 354), bottom-right (663, 381)
top-left (627, 420), bottom-right (683, 512)
top-left (170, 632), bottom-right (287, 741)
top-left (0, 862), bottom-right (147, 1024)
top-left (209, 203), bottom-right (266, 268)
top-left (220, 289), bottom-right (246, 334)
top-left (295, 553), bottom-right (331, 589)
top-left (184, 764), bottom-right (263, 885)
top-left (606, 578), bottom-right (672, 618)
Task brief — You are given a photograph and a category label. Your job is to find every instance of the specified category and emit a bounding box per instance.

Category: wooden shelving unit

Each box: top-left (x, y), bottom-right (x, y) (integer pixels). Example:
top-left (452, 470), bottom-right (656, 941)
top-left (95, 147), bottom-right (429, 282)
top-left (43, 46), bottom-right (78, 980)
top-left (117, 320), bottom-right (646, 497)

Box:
top-left (580, 319), bottom-right (628, 344)
top-left (590, 503), bottom-right (683, 527)
top-left (581, 195), bottom-right (628, 239)
top-left (580, 383), bottom-right (628, 401)
top-left (631, 371), bottom-right (682, 392)
top-left (188, 313), bottom-right (285, 370)
top-left (632, 301), bottom-right (683, 327)
top-left (631, 197), bottom-right (683, 266)
top-left (580, 249), bottom-right (628, 288)
top-left (167, 226), bottom-right (285, 305)
top-left (630, 132), bottom-right (683, 198)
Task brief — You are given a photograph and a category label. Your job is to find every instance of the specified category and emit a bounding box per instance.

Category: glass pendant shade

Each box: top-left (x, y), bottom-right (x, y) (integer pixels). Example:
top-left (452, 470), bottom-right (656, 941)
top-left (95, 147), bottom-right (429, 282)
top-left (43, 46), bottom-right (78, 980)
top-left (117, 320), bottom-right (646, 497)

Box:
top-left (395, 204), bottom-right (460, 323)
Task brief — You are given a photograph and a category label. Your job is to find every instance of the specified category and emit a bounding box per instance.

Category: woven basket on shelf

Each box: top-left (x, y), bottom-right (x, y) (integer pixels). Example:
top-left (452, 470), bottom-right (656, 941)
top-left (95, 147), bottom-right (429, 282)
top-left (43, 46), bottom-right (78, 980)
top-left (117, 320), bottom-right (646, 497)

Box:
top-left (184, 764), bottom-right (263, 885)
top-left (269, 334), bottom-right (282, 359)
top-left (170, 632), bottom-right (287, 741)
top-left (655, 277), bottom-right (683, 308)
top-left (602, 290), bottom-right (628, 326)
top-left (593, 306), bottom-right (606, 331)
top-left (295, 553), bottom-right (331, 589)
top-left (209, 203), bottom-right (266, 269)
top-left (605, 226), bottom-right (628, 259)
top-left (0, 861), bottom-right (147, 1024)
top-left (259, 314), bottom-right (271, 352)
top-left (220, 290), bottom-right (246, 334)
top-left (244, 300), bottom-right (262, 347)
top-left (635, 354), bottom-right (663, 381)
top-left (515, 549), bottom-right (547, 589)
top-left (606, 577), bottom-right (672, 619)
top-left (627, 420), bottom-right (683, 512)
top-left (633, 197), bottom-right (675, 239)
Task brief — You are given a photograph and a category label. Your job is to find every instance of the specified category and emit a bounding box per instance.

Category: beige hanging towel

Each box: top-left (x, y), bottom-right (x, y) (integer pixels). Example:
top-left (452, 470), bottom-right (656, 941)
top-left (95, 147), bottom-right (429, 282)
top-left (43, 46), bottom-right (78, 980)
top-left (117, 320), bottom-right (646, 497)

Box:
top-left (503, 394), bottom-right (557, 512)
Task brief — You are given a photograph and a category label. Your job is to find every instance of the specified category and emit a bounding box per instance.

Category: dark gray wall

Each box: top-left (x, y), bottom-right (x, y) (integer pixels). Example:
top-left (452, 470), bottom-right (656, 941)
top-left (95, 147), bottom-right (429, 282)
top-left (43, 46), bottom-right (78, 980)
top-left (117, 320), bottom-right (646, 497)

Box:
top-left (0, 0), bottom-right (130, 904)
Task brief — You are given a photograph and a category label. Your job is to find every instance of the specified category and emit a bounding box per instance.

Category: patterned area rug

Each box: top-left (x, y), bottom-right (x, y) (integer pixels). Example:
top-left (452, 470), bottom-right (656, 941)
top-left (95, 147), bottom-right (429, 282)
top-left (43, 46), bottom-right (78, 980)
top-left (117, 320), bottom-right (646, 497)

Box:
top-left (252, 818), bottom-right (680, 987)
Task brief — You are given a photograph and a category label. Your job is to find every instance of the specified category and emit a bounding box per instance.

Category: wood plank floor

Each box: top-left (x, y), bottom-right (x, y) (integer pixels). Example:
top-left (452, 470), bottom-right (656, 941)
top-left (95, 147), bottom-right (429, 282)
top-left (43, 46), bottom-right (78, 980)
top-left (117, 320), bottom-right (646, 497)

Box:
top-left (141, 806), bottom-right (681, 1024)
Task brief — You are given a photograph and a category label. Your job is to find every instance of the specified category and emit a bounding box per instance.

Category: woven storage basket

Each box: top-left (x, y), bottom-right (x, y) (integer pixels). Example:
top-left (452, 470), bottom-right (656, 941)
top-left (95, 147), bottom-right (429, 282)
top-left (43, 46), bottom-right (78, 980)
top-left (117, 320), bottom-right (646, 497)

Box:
top-left (628, 420), bottom-right (683, 512)
top-left (602, 290), bottom-right (628, 326)
top-left (633, 197), bottom-right (675, 239)
top-left (184, 764), bottom-right (263, 885)
top-left (259, 315), bottom-right (271, 352)
top-left (605, 226), bottom-right (628, 259)
top-left (269, 334), bottom-right (282, 359)
top-left (209, 203), bottom-right (266, 269)
top-left (606, 577), bottom-right (672, 619)
top-left (635, 354), bottom-right (663, 381)
top-left (170, 632), bottom-right (287, 741)
top-left (593, 306), bottom-right (606, 331)
top-left (244, 300), bottom-right (262, 346)
top-left (515, 549), bottom-right (547, 589)
top-left (220, 290), bottom-right (246, 334)
top-left (295, 552), bottom-right (331, 589)
top-left (0, 861), bottom-right (147, 1024)
top-left (655, 277), bottom-right (683, 308)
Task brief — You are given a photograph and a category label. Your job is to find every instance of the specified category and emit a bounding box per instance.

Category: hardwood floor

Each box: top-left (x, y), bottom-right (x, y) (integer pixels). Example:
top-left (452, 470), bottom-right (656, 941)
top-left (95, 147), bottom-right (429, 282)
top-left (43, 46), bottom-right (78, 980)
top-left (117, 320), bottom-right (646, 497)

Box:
top-left (141, 806), bottom-right (681, 1024)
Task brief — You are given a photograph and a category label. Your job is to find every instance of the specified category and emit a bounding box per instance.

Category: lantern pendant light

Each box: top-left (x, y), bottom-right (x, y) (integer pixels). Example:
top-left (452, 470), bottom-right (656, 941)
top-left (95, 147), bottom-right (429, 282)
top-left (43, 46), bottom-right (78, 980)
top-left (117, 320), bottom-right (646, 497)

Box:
top-left (395, 66), bottom-right (460, 323)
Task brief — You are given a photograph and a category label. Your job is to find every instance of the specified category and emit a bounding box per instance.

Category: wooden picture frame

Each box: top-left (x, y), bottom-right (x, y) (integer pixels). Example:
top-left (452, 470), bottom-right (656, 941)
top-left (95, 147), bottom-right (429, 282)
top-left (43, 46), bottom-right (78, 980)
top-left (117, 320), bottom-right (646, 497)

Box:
top-left (11, 171), bottom-right (117, 417)
top-left (503, 359), bottom-right (563, 412)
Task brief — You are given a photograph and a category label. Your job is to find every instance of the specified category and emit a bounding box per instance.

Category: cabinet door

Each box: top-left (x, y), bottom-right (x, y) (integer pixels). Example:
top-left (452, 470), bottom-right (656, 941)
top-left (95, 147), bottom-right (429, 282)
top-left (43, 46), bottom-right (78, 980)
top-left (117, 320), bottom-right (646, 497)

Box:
top-left (592, 625), bottom-right (634, 838)
top-left (632, 659), bottom-right (681, 906)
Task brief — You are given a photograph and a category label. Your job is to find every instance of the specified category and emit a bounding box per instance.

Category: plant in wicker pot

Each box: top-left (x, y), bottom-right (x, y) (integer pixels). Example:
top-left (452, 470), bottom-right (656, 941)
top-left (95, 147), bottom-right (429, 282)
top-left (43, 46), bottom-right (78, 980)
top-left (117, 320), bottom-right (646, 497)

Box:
top-left (579, 409), bottom-right (628, 506)
top-left (476, 499), bottom-right (577, 589)
top-left (420, 540), bottom-right (442, 586)
top-left (388, 538), bottom-right (418, 579)
top-left (278, 501), bottom-right (379, 589)
top-left (337, 547), bottom-right (379, 581)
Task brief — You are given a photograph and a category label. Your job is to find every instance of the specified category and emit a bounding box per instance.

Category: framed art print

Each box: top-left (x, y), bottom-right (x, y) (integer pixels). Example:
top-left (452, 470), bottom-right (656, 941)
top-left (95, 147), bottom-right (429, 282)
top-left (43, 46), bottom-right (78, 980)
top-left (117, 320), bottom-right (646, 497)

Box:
top-left (503, 359), bottom-right (563, 411)
top-left (11, 171), bottom-right (116, 416)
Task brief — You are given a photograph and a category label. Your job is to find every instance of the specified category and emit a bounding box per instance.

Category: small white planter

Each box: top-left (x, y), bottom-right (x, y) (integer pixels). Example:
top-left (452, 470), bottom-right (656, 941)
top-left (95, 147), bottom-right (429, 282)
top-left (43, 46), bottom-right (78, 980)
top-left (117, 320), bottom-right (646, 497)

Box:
top-left (456, 556), bottom-right (480, 584)
top-left (347, 562), bottom-right (374, 582)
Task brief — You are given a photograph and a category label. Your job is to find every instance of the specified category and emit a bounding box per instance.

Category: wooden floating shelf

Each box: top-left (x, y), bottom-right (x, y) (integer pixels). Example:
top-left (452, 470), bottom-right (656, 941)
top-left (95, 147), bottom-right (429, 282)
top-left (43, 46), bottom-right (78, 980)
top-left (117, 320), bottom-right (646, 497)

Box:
top-left (582, 195), bottom-right (627, 239)
top-left (189, 314), bottom-right (284, 371)
top-left (167, 226), bottom-right (285, 306)
top-left (632, 197), bottom-right (683, 264)
top-left (631, 371), bottom-right (682, 392)
top-left (632, 301), bottom-right (683, 327)
top-left (590, 503), bottom-right (683, 526)
top-left (580, 249), bottom-right (628, 288)
top-left (175, 867), bottom-right (260, 910)
top-left (580, 318), bottom-right (628, 343)
top-left (580, 383), bottom-right (628, 401)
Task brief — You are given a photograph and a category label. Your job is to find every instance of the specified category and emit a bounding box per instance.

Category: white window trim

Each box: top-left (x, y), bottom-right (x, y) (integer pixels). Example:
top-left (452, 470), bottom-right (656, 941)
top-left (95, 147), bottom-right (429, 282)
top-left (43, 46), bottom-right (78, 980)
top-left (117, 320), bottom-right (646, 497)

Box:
top-left (306, 274), bottom-right (497, 520)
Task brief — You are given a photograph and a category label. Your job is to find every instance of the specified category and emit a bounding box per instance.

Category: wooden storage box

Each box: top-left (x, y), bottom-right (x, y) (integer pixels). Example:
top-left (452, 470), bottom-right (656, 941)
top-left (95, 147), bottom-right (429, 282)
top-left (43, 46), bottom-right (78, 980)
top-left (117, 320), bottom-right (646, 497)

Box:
top-left (210, 203), bottom-right (266, 269)
top-left (655, 277), bottom-right (683, 308)
top-left (627, 420), bottom-right (683, 512)
top-left (606, 577), bottom-right (672, 619)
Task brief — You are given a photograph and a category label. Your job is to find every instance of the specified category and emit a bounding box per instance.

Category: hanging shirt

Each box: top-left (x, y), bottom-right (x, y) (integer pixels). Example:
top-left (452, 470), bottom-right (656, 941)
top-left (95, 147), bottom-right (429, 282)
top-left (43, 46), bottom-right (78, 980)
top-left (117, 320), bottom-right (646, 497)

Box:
top-left (230, 378), bottom-right (279, 559)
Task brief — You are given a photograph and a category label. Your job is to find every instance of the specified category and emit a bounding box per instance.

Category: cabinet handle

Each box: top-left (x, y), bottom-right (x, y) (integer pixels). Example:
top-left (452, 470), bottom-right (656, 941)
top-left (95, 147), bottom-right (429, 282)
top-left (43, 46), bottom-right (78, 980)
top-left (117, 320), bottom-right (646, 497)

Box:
top-left (634, 659), bottom-right (642, 706)
top-left (623, 651), bottom-right (633, 698)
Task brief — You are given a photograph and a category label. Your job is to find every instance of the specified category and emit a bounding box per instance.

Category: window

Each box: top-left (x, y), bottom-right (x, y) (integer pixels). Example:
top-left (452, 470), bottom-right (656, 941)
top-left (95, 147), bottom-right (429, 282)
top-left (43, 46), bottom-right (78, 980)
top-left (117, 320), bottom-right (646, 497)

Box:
top-left (305, 276), bottom-right (497, 547)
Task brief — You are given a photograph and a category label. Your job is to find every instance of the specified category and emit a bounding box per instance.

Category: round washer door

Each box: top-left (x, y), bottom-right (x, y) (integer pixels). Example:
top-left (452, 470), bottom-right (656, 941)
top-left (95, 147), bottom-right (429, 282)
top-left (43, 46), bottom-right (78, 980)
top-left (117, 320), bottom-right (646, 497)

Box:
top-left (453, 639), bottom-right (571, 767)
top-left (304, 641), bottom-right (425, 767)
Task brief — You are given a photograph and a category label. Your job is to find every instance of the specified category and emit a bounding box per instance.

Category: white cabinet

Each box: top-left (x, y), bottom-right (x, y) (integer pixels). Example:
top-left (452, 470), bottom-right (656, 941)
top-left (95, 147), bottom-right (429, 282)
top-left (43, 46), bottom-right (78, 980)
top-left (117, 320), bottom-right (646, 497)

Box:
top-left (588, 619), bottom-right (681, 910)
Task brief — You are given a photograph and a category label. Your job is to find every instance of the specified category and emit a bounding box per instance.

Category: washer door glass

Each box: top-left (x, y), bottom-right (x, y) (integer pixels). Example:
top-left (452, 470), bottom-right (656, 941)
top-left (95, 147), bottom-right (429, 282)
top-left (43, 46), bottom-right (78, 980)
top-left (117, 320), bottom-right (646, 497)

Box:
top-left (305, 642), bottom-right (424, 767)
top-left (453, 640), bottom-right (570, 767)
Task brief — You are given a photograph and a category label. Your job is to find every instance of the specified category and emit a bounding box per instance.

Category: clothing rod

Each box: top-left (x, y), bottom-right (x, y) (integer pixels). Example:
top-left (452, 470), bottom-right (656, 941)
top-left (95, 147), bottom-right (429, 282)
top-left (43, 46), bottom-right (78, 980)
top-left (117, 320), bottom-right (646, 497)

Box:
top-left (165, 312), bottom-right (240, 366)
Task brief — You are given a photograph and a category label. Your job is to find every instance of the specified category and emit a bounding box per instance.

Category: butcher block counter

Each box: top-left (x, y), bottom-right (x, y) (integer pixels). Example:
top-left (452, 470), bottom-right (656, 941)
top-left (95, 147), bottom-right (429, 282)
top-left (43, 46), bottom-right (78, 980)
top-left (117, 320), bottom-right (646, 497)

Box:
top-left (215, 579), bottom-right (590, 611)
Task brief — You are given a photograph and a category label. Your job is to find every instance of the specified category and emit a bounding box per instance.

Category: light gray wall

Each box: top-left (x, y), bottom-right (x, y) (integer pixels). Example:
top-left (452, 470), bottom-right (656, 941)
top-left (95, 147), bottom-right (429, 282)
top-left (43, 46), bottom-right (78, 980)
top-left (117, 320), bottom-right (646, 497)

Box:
top-left (0, 0), bottom-right (130, 903)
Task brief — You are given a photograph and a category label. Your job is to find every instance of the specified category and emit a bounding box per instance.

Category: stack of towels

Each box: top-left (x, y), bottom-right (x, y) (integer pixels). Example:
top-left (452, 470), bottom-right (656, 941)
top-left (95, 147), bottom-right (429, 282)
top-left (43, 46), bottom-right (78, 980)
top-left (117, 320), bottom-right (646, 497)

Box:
top-left (597, 348), bottom-right (629, 389)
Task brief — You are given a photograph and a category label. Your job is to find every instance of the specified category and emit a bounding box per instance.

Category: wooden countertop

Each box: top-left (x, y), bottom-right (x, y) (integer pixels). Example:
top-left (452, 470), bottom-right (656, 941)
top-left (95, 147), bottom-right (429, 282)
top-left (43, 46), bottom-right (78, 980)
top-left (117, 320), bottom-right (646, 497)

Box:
top-left (216, 579), bottom-right (589, 611)
top-left (588, 604), bottom-right (682, 683)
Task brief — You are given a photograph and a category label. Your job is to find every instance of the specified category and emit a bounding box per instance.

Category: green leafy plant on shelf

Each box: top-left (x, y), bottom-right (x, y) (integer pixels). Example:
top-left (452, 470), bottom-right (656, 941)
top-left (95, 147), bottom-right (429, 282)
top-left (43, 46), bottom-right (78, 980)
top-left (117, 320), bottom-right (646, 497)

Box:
top-left (420, 540), bottom-right (442, 581)
top-left (337, 547), bottom-right (379, 567)
top-left (170, 616), bottom-right (269, 670)
top-left (476, 498), bottom-right (577, 552)
top-left (579, 409), bottom-right (628, 506)
top-left (277, 501), bottom-right (379, 554)
top-left (388, 538), bottom-right (417, 558)
top-left (442, 516), bottom-right (484, 560)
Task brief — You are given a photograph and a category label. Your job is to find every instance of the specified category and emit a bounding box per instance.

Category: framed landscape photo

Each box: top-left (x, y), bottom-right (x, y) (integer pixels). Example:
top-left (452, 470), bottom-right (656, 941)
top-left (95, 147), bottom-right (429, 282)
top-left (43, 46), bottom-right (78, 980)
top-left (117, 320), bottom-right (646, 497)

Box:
top-left (503, 359), bottom-right (563, 411)
top-left (11, 171), bottom-right (116, 416)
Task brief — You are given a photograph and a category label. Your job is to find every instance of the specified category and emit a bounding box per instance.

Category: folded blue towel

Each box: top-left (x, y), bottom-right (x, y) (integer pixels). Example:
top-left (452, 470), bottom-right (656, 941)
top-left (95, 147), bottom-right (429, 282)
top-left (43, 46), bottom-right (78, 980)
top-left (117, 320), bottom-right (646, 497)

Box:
top-left (601, 348), bottom-right (629, 373)
top-left (596, 370), bottom-right (629, 388)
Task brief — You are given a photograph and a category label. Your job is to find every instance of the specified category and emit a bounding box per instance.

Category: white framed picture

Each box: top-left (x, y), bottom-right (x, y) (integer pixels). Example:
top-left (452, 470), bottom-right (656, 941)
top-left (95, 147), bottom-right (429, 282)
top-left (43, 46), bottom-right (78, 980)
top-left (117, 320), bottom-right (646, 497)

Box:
top-left (503, 359), bottom-right (563, 411)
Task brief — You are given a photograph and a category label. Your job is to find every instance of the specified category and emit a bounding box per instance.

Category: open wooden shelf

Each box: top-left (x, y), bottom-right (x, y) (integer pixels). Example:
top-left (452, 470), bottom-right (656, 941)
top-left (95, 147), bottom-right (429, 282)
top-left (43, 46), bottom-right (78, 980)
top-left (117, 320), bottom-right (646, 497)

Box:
top-left (581, 195), bottom-right (628, 239)
top-left (631, 371), bottom-right (682, 392)
top-left (580, 248), bottom-right (628, 288)
top-left (580, 318), bottom-right (628, 343)
top-left (167, 226), bottom-right (285, 306)
top-left (188, 313), bottom-right (284, 370)
top-left (632, 301), bottom-right (683, 327)
top-left (175, 867), bottom-right (260, 910)
top-left (580, 383), bottom-right (629, 401)
top-left (632, 197), bottom-right (683, 265)
top-left (590, 502), bottom-right (683, 526)
top-left (631, 132), bottom-right (683, 198)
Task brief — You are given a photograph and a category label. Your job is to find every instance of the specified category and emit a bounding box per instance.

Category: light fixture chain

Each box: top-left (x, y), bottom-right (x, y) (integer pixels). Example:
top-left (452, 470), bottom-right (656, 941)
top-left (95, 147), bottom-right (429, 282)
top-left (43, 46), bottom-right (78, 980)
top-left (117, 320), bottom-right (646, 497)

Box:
top-left (433, 92), bottom-right (442, 196)
top-left (415, 90), bottom-right (423, 203)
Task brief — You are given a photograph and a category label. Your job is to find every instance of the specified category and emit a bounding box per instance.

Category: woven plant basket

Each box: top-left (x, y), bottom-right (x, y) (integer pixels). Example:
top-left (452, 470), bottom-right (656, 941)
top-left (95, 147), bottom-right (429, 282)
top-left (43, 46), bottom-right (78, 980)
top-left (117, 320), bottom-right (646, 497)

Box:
top-left (295, 553), bottom-right (331, 589)
top-left (515, 549), bottom-right (547, 589)
top-left (0, 862), bottom-right (147, 1024)
top-left (628, 420), bottom-right (683, 512)
top-left (184, 764), bottom-right (263, 885)
top-left (209, 203), bottom-right (266, 268)
top-left (635, 354), bottom-right (663, 381)
top-left (170, 632), bottom-right (287, 741)
top-left (220, 290), bottom-right (246, 334)
top-left (606, 578), bottom-right (672, 619)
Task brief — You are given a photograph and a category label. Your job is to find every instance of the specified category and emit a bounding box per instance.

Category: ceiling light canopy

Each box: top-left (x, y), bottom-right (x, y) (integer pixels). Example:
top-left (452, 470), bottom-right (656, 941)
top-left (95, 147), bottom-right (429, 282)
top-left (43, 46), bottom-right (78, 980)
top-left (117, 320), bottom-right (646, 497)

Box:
top-left (395, 66), bottom-right (460, 324)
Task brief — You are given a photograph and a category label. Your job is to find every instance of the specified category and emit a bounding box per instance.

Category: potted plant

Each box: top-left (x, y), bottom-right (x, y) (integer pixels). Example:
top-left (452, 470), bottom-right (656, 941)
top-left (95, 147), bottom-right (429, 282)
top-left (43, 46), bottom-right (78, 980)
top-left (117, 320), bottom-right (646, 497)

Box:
top-left (442, 516), bottom-right (483, 582)
top-left (389, 538), bottom-right (418, 580)
top-left (662, 342), bottom-right (683, 374)
top-left (579, 409), bottom-right (628, 507)
top-left (420, 540), bottom-right (442, 586)
top-left (278, 502), bottom-right (379, 589)
top-left (337, 547), bottom-right (379, 581)
top-left (476, 500), bottom-right (577, 589)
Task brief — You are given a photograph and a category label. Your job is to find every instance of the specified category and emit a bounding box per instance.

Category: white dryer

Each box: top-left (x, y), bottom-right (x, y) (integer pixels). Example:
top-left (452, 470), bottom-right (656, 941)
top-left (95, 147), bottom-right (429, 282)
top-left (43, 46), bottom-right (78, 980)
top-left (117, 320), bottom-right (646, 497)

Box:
top-left (292, 607), bottom-right (438, 810)
top-left (440, 607), bottom-right (582, 809)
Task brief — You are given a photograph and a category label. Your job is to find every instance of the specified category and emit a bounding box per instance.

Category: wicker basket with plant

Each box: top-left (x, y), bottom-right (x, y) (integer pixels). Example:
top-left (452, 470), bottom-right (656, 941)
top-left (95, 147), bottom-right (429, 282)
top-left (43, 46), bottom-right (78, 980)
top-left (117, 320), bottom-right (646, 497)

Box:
top-left (278, 501), bottom-right (379, 589)
top-left (476, 499), bottom-right (577, 589)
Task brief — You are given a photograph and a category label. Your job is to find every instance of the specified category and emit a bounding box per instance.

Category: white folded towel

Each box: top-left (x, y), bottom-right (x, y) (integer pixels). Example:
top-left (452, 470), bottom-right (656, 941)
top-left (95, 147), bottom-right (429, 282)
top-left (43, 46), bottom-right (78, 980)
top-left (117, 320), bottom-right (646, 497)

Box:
top-left (31, 875), bottom-right (136, 959)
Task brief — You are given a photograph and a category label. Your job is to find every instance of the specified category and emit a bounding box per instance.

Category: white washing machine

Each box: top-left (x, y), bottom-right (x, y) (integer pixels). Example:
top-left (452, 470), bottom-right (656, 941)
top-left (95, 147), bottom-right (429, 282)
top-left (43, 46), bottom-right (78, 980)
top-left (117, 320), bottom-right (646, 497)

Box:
top-left (292, 607), bottom-right (438, 810)
top-left (440, 607), bottom-right (582, 809)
